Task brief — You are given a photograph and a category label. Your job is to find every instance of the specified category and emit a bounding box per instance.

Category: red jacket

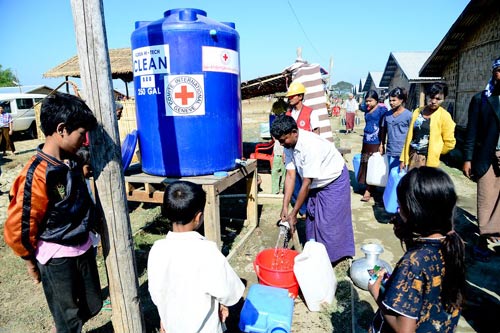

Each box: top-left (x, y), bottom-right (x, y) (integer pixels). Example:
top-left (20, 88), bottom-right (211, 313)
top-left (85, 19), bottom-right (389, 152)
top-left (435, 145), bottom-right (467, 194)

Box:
top-left (286, 105), bottom-right (314, 131)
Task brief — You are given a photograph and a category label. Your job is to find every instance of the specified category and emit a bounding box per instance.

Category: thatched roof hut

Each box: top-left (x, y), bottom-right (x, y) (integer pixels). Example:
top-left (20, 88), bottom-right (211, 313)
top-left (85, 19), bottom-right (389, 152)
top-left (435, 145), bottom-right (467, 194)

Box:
top-left (44, 47), bottom-right (133, 96)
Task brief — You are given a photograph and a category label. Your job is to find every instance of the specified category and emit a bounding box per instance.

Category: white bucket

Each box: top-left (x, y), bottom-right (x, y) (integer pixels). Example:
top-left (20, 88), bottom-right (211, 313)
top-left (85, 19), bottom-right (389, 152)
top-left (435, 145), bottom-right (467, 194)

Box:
top-left (293, 240), bottom-right (337, 311)
top-left (366, 152), bottom-right (389, 186)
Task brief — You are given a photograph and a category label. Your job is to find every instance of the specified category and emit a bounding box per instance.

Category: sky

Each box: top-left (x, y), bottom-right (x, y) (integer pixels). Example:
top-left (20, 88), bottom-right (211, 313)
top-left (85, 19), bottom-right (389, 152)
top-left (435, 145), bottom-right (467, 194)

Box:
top-left (0, 0), bottom-right (470, 95)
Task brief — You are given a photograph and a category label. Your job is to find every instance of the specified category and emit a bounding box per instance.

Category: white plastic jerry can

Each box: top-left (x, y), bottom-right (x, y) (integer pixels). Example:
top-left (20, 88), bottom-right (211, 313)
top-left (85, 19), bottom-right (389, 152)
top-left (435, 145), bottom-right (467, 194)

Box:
top-left (366, 152), bottom-right (389, 187)
top-left (293, 239), bottom-right (337, 311)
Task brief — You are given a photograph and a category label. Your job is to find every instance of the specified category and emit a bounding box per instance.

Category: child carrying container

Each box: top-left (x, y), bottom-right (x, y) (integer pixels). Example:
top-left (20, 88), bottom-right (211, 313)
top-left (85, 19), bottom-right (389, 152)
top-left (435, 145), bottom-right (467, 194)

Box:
top-left (368, 167), bottom-right (465, 332)
top-left (147, 181), bottom-right (245, 333)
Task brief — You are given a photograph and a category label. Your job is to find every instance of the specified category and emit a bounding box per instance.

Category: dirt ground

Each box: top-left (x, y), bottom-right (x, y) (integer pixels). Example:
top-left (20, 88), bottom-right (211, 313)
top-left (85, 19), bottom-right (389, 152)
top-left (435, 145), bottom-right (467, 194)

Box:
top-left (0, 99), bottom-right (499, 332)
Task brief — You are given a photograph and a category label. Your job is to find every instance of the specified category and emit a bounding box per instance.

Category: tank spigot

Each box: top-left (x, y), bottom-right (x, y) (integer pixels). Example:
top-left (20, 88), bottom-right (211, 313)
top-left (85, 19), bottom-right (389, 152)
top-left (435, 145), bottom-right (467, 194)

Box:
top-left (235, 158), bottom-right (247, 166)
top-left (209, 29), bottom-right (217, 37)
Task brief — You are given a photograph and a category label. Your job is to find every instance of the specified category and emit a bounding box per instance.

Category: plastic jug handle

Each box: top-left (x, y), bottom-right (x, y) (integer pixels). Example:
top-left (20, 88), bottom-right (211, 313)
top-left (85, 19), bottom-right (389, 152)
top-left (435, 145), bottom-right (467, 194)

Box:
top-left (267, 324), bottom-right (289, 333)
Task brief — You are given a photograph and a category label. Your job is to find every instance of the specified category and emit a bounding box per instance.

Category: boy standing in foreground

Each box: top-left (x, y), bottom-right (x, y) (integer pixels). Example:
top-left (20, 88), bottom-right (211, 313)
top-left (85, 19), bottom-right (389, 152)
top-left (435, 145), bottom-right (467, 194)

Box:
top-left (148, 181), bottom-right (245, 333)
top-left (4, 93), bottom-right (101, 333)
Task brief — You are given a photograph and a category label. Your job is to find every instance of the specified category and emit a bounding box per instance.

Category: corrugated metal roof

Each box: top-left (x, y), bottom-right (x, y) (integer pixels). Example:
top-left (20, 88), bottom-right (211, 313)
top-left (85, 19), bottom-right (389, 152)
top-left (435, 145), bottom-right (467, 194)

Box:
top-left (420, 0), bottom-right (497, 76)
top-left (363, 71), bottom-right (386, 91)
top-left (380, 52), bottom-right (441, 86)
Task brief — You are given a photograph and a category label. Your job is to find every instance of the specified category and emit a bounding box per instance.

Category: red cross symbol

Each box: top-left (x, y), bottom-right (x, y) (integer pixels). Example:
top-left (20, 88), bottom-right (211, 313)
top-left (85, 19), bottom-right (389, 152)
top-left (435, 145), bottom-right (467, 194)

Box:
top-left (175, 85), bottom-right (194, 105)
top-left (222, 53), bottom-right (229, 62)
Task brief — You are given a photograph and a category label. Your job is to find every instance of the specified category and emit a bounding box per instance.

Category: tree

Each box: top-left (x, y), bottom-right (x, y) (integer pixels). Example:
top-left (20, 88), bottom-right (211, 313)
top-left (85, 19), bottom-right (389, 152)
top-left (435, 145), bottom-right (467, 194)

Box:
top-left (0, 65), bottom-right (18, 87)
top-left (330, 81), bottom-right (353, 94)
top-left (329, 81), bottom-right (354, 99)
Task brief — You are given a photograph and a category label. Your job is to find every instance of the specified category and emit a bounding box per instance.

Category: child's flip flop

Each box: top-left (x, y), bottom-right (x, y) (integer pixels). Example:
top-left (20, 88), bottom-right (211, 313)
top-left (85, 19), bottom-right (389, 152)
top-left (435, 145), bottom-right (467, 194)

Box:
top-left (487, 236), bottom-right (500, 245)
top-left (102, 299), bottom-right (112, 311)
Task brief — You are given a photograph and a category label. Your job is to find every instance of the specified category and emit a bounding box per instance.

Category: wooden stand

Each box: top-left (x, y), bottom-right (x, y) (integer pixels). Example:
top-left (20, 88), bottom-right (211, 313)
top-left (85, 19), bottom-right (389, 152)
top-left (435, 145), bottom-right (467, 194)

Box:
top-left (124, 159), bottom-right (258, 252)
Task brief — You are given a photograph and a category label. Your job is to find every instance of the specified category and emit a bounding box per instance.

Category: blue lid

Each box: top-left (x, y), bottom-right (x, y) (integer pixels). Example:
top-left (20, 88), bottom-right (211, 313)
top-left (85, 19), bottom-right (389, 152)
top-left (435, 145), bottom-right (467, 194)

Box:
top-left (121, 130), bottom-right (138, 172)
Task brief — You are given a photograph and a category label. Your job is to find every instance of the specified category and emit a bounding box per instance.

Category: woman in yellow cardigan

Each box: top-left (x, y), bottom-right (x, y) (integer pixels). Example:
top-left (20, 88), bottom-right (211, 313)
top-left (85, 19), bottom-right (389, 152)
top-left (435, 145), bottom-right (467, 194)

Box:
top-left (400, 83), bottom-right (456, 169)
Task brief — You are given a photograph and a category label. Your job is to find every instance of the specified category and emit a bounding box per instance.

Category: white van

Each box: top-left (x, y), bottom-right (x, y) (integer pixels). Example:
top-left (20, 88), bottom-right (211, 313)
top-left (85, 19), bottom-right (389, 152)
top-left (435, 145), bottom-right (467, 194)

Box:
top-left (0, 93), bottom-right (46, 138)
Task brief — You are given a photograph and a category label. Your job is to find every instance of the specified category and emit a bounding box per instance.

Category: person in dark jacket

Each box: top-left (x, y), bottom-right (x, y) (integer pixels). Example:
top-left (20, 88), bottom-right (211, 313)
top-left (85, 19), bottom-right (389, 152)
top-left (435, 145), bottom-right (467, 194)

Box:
top-left (4, 93), bottom-right (101, 333)
top-left (462, 56), bottom-right (500, 261)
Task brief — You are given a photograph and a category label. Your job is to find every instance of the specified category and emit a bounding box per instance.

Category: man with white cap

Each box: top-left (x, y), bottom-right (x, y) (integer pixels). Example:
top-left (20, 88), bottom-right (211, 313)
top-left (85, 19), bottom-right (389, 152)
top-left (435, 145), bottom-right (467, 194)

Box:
top-left (463, 56), bottom-right (500, 261)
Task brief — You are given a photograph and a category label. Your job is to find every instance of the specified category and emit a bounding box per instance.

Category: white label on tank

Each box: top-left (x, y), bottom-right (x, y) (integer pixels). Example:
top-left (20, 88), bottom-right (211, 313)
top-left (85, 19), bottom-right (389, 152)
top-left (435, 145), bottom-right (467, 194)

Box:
top-left (165, 74), bottom-right (205, 116)
top-left (202, 46), bottom-right (239, 75)
top-left (132, 44), bottom-right (170, 76)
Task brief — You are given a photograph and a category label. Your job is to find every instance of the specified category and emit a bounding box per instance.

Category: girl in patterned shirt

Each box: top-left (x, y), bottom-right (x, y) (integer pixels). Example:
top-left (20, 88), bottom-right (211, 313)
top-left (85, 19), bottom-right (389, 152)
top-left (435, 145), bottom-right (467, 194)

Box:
top-left (368, 167), bottom-right (465, 332)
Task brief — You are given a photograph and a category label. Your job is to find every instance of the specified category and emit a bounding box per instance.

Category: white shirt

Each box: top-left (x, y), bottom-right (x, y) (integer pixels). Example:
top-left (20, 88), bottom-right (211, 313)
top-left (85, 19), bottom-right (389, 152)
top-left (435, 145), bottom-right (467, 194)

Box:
top-left (290, 106), bottom-right (321, 130)
top-left (343, 98), bottom-right (359, 113)
top-left (148, 231), bottom-right (245, 333)
top-left (284, 129), bottom-right (345, 188)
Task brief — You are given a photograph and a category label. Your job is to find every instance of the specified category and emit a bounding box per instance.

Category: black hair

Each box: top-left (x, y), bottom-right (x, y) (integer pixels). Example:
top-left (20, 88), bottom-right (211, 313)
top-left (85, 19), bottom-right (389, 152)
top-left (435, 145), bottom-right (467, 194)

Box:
top-left (364, 90), bottom-right (379, 101)
top-left (76, 147), bottom-right (91, 165)
top-left (270, 114), bottom-right (297, 139)
top-left (40, 93), bottom-right (97, 136)
top-left (271, 98), bottom-right (288, 116)
top-left (162, 181), bottom-right (206, 225)
top-left (396, 167), bottom-right (465, 311)
top-left (388, 87), bottom-right (407, 103)
top-left (426, 82), bottom-right (448, 99)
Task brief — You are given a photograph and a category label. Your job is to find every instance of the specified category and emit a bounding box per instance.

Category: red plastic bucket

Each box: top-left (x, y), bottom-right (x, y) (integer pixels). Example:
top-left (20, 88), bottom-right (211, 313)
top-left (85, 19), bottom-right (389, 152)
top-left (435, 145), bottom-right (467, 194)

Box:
top-left (253, 248), bottom-right (299, 297)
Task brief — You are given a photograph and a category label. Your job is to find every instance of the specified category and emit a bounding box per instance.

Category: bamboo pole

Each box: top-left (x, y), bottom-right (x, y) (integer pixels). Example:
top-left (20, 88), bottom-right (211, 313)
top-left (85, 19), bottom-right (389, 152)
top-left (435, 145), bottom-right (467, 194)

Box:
top-left (69, 1), bottom-right (145, 332)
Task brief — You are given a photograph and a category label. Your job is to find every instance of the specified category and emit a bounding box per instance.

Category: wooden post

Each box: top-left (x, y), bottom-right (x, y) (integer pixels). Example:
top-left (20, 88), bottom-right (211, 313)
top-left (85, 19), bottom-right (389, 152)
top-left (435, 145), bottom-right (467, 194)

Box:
top-left (202, 185), bottom-right (222, 249)
top-left (69, 1), bottom-right (145, 332)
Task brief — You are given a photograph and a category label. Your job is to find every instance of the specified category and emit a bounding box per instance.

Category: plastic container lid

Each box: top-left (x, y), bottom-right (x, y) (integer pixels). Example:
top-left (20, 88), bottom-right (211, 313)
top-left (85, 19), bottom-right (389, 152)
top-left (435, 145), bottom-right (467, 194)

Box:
top-left (121, 130), bottom-right (138, 172)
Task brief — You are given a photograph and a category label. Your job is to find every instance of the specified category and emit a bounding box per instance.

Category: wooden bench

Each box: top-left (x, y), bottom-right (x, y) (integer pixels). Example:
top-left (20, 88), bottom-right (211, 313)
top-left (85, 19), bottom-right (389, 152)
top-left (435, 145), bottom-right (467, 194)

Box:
top-left (124, 159), bottom-right (258, 255)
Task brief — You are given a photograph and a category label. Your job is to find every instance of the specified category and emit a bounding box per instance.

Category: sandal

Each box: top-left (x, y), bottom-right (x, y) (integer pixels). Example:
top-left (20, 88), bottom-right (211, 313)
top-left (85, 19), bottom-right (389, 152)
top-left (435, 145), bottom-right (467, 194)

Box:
top-left (102, 299), bottom-right (112, 311)
top-left (473, 245), bottom-right (491, 262)
top-left (487, 236), bottom-right (500, 245)
top-left (360, 195), bottom-right (371, 202)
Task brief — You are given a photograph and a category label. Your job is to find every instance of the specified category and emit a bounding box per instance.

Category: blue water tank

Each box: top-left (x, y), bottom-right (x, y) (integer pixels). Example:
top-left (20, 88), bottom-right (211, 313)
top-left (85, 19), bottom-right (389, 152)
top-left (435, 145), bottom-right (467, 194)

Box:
top-left (131, 8), bottom-right (242, 176)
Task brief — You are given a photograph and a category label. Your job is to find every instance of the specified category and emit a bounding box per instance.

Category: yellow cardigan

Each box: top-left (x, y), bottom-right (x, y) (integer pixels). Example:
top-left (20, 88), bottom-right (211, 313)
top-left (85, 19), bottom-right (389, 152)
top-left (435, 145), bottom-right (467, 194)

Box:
top-left (400, 106), bottom-right (456, 167)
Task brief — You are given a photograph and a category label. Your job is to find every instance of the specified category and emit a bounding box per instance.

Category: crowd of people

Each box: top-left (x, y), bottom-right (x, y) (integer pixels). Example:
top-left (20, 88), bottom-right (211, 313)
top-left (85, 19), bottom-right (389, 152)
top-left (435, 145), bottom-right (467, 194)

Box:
top-left (2, 56), bottom-right (499, 332)
top-left (268, 56), bottom-right (499, 332)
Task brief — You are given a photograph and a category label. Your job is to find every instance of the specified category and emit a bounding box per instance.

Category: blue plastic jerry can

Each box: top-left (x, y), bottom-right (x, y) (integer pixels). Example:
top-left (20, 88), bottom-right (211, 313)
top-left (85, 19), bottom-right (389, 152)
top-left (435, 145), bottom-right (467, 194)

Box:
top-left (383, 167), bottom-right (406, 213)
top-left (352, 153), bottom-right (361, 181)
top-left (239, 284), bottom-right (294, 333)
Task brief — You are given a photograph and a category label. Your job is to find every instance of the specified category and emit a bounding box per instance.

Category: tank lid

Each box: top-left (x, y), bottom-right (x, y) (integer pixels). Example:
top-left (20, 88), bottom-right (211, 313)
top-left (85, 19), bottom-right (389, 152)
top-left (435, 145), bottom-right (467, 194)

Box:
top-left (164, 8), bottom-right (207, 22)
top-left (135, 21), bottom-right (151, 29)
